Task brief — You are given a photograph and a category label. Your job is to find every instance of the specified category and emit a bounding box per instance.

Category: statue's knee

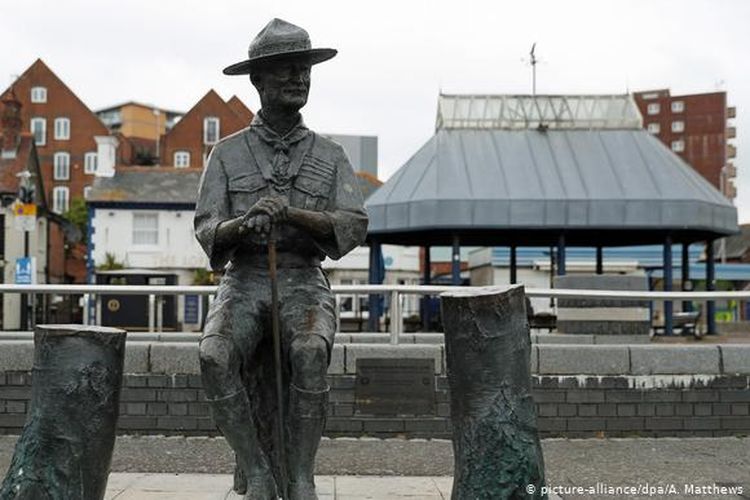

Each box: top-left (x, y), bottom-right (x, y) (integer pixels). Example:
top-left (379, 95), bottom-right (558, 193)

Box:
top-left (290, 336), bottom-right (328, 379)
top-left (199, 336), bottom-right (232, 374)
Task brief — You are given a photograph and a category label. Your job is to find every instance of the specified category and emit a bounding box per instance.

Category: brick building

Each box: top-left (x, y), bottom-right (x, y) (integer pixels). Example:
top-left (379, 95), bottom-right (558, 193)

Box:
top-left (1, 59), bottom-right (110, 283)
top-left (96, 102), bottom-right (184, 166)
top-left (159, 90), bottom-right (253, 168)
top-left (633, 89), bottom-right (737, 199)
top-left (0, 88), bottom-right (49, 328)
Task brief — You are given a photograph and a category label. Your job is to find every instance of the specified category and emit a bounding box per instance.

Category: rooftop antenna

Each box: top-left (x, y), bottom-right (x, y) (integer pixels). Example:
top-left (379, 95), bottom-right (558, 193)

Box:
top-left (522, 44), bottom-right (548, 131)
top-left (530, 43), bottom-right (538, 97)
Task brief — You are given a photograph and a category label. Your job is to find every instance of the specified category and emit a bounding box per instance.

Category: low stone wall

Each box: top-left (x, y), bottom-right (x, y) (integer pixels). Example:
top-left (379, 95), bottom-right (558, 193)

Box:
top-left (1, 338), bottom-right (749, 438)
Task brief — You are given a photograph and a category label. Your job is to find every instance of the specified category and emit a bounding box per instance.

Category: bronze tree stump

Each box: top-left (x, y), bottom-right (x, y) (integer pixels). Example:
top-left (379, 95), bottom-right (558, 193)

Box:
top-left (441, 285), bottom-right (547, 500)
top-left (0, 325), bottom-right (126, 500)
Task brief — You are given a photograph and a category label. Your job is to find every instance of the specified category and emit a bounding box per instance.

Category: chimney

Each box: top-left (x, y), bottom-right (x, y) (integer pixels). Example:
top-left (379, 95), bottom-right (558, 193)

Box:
top-left (95, 136), bottom-right (119, 177)
top-left (1, 87), bottom-right (22, 155)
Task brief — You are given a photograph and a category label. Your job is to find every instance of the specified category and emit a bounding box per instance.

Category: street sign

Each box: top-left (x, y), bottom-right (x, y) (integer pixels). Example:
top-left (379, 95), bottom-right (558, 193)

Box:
top-left (12, 201), bottom-right (37, 232)
top-left (15, 257), bottom-right (36, 285)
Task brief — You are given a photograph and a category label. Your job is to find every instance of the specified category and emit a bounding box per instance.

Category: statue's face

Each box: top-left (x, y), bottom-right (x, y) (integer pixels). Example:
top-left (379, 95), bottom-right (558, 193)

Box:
top-left (252, 57), bottom-right (311, 112)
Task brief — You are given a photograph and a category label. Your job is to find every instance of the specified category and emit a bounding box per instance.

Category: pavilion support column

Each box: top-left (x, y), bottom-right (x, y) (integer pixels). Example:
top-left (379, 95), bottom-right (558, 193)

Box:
top-left (452, 234), bottom-right (461, 286)
top-left (510, 245), bottom-right (518, 284)
top-left (368, 239), bottom-right (382, 332)
top-left (706, 239), bottom-right (716, 335)
top-left (422, 246), bottom-right (432, 331)
top-left (557, 234), bottom-right (566, 276)
top-left (682, 243), bottom-right (692, 313)
top-left (663, 236), bottom-right (673, 336)
top-left (596, 246), bottom-right (604, 275)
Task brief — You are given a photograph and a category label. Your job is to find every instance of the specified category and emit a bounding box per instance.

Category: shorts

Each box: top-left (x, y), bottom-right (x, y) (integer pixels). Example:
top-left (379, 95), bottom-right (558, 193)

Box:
top-left (202, 264), bottom-right (336, 363)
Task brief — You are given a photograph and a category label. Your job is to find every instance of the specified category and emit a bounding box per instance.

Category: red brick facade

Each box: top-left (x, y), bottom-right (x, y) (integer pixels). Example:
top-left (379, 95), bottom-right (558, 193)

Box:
top-left (159, 90), bottom-right (253, 168)
top-left (633, 89), bottom-right (735, 197)
top-left (1, 59), bottom-right (109, 283)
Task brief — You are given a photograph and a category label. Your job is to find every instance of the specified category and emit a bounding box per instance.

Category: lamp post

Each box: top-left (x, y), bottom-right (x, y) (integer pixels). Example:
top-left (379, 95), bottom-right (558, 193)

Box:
top-left (15, 169), bottom-right (36, 330)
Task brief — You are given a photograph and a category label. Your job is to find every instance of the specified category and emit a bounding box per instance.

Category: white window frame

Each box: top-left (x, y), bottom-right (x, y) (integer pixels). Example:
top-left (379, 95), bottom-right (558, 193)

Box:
top-left (671, 121), bottom-right (685, 133)
top-left (671, 101), bottom-right (685, 113)
top-left (83, 185), bottom-right (92, 199)
top-left (132, 212), bottom-right (159, 246)
top-left (647, 123), bottom-right (660, 134)
top-left (30, 86), bottom-right (47, 103)
top-left (174, 151), bottom-right (191, 168)
top-left (52, 186), bottom-right (69, 214)
top-left (54, 117), bottom-right (70, 140)
top-left (84, 152), bottom-right (97, 174)
top-left (30, 117), bottom-right (46, 146)
top-left (647, 103), bottom-right (660, 115)
top-left (53, 152), bottom-right (70, 180)
top-left (671, 140), bottom-right (685, 153)
top-left (203, 117), bottom-right (220, 145)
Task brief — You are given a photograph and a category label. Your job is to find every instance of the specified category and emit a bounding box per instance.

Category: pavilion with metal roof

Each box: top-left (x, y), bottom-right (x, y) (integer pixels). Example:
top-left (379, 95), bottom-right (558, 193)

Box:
top-left (365, 94), bottom-right (739, 334)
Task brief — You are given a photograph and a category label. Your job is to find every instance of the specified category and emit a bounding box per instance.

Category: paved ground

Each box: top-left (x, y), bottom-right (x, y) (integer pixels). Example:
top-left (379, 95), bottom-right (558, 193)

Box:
top-left (2, 436), bottom-right (749, 499)
top-left (104, 474), bottom-right (454, 499)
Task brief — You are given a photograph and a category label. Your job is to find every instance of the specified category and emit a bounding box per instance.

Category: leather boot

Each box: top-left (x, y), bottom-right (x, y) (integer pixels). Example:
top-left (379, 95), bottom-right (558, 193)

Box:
top-left (208, 390), bottom-right (277, 500)
top-left (287, 384), bottom-right (329, 500)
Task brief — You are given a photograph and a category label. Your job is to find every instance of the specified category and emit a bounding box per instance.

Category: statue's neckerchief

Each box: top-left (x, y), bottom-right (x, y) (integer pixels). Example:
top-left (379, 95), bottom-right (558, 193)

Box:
top-left (250, 112), bottom-right (310, 194)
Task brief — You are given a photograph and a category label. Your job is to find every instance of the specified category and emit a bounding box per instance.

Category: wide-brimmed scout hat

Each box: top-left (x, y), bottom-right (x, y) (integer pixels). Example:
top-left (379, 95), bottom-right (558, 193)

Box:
top-left (223, 18), bottom-right (337, 75)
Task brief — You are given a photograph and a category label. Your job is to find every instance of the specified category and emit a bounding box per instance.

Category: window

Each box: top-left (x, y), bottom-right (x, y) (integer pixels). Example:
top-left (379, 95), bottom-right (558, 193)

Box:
top-left (671, 121), bottom-right (685, 133)
top-left (83, 185), bottom-right (92, 199)
top-left (647, 123), bottom-right (660, 134)
top-left (53, 152), bottom-right (70, 180)
top-left (84, 152), bottom-right (97, 174)
top-left (52, 187), bottom-right (69, 213)
top-left (133, 213), bottom-right (159, 245)
top-left (30, 117), bottom-right (46, 146)
top-left (174, 151), bottom-right (190, 168)
top-left (647, 103), bottom-right (660, 115)
top-left (641, 92), bottom-right (659, 100)
top-left (671, 101), bottom-right (685, 113)
top-left (203, 117), bottom-right (220, 145)
top-left (30, 87), bottom-right (47, 103)
top-left (54, 117), bottom-right (70, 140)
top-left (671, 140), bottom-right (685, 152)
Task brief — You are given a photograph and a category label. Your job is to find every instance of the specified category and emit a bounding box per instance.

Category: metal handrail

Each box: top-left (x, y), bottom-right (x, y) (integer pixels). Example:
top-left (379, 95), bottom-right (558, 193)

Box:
top-left (1, 283), bottom-right (737, 342)
top-left (0, 283), bottom-right (746, 300)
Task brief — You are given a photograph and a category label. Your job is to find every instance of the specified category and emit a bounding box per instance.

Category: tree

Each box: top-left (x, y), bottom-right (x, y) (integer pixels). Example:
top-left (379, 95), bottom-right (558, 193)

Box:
top-left (63, 197), bottom-right (88, 245)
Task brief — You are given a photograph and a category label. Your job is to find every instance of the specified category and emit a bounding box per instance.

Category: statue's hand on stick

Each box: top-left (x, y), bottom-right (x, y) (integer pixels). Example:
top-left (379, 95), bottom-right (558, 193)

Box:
top-left (240, 196), bottom-right (289, 238)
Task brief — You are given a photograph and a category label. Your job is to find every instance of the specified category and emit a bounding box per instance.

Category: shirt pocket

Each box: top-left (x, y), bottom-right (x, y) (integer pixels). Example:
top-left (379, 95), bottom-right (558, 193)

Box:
top-left (228, 173), bottom-right (267, 216)
top-left (293, 157), bottom-right (335, 211)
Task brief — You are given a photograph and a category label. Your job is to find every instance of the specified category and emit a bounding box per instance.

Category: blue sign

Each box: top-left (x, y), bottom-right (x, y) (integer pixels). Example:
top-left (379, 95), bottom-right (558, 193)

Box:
top-left (15, 257), bottom-right (33, 285)
top-left (184, 295), bottom-right (200, 324)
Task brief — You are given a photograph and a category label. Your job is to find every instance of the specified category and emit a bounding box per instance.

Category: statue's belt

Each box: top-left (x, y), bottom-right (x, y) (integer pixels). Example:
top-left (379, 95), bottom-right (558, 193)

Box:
top-left (233, 252), bottom-right (321, 269)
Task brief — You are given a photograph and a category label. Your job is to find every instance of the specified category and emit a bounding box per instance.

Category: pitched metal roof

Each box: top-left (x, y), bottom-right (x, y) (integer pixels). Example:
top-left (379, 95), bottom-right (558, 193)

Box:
top-left (366, 126), bottom-right (737, 246)
top-left (88, 168), bottom-right (200, 205)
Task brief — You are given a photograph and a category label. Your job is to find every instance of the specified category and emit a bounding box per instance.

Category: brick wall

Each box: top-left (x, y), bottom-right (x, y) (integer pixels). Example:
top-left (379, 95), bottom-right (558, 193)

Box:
top-left (2, 370), bottom-right (749, 438)
top-left (1, 338), bottom-right (749, 438)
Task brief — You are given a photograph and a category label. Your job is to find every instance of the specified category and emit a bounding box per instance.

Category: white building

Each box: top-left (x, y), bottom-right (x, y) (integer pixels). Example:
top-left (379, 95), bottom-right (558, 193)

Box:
top-left (323, 245), bottom-right (420, 324)
top-left (87, 157), bottom-right (206, 330)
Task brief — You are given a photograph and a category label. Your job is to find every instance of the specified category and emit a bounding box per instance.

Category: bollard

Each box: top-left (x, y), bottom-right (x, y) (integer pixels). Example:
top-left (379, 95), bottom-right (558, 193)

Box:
top-left (441, 285), bottom-right (546, 500)
top-left (0, 324), bottom-right (127, 500)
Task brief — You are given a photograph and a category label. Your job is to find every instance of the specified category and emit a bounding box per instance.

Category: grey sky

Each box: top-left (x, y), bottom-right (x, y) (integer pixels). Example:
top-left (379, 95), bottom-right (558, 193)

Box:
top-left (4, 0), bottom-right (748, 221)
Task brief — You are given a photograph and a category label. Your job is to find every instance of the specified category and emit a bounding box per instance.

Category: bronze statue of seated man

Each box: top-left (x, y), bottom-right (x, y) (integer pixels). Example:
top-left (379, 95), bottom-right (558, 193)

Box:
top-left (194, 18), bottom-right (368, 500)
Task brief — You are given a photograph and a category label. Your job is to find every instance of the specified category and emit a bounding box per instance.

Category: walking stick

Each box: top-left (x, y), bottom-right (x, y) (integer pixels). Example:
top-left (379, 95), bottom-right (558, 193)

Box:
top-left (268, 228), bottom-right (288, 499)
